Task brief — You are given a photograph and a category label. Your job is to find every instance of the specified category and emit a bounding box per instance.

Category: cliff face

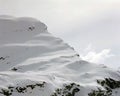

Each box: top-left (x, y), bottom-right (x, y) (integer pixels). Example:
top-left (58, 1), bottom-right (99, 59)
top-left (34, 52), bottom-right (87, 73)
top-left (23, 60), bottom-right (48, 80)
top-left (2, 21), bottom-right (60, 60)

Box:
top-left (0, 16), bottom-right (120, 96)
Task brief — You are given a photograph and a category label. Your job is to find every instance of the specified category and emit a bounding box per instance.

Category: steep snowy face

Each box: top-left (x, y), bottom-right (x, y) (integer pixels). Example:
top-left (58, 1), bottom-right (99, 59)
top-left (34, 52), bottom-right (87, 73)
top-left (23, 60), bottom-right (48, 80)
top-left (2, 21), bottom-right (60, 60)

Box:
top-left (0, 17), bottom-right (78, 71)
top-left (0, 16), bottom-right (120, 96)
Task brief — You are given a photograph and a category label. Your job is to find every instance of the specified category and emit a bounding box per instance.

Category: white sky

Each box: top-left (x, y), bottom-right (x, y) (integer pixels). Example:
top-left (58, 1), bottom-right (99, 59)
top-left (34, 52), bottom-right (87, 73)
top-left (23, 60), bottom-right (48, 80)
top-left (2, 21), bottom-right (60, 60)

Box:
top-left (0, 0), bottom-right (120, 69)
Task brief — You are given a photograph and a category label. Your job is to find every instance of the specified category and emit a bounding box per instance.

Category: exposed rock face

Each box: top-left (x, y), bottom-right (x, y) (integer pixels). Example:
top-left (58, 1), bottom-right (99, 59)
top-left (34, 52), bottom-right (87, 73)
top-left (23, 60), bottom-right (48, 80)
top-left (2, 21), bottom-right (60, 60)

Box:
top-left (0, 16), bottom-right (120, 96)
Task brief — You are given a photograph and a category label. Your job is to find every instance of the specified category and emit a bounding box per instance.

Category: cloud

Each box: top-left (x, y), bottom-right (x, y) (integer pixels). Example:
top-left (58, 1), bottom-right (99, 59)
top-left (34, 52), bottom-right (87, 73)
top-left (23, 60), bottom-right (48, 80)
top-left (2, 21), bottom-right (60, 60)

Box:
top-left (81, 44), bottom-right (114, 64)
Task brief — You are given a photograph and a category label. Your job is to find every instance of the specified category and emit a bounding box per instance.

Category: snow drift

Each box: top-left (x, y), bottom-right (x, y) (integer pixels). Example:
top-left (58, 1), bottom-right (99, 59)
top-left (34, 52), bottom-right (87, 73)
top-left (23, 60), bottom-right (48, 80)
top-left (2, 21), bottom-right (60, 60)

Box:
top-left (0, 16), bottom-right (120, 96)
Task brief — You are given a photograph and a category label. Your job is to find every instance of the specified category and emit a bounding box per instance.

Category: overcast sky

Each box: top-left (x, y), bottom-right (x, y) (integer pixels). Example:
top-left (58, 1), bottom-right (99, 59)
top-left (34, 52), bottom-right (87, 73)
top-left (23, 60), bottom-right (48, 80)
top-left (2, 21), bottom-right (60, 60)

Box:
top-left (0, 0), bottom-right (120, 69)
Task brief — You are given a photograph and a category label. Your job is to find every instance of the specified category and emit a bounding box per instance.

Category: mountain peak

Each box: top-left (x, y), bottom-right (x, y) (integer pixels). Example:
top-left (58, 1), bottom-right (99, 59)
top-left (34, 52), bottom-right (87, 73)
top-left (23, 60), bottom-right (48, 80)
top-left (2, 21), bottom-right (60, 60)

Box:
top-left (0, 16), bottom-right (47, 44)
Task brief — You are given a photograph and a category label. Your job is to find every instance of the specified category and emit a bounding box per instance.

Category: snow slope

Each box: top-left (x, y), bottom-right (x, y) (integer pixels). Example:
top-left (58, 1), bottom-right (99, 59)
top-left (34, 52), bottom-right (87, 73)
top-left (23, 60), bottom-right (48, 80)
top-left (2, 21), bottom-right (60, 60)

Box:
top-left (0, 16), bottom-right (120, 96)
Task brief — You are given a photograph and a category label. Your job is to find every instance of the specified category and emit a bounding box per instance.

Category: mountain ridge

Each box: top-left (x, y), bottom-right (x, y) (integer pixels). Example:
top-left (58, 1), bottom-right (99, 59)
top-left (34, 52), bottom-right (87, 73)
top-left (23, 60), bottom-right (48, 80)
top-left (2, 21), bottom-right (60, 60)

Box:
top-left (0, 16), bottom-right (120, 96)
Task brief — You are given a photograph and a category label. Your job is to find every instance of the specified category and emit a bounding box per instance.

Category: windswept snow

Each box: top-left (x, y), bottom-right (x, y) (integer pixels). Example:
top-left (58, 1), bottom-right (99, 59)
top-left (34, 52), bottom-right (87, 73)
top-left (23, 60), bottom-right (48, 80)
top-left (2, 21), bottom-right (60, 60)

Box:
top-left (0, 16), bottom-right (120, 96)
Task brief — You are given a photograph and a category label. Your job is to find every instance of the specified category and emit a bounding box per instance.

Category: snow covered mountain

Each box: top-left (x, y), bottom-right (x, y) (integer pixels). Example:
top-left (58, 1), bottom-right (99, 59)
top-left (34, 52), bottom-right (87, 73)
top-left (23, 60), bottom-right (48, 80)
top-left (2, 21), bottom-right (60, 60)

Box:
top-left (0, 16), bottom-right (120, 96)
